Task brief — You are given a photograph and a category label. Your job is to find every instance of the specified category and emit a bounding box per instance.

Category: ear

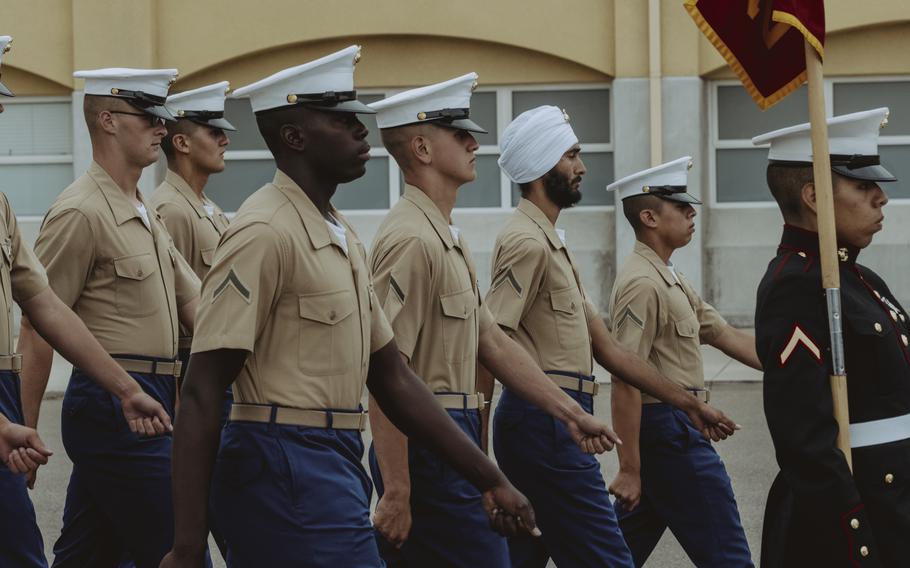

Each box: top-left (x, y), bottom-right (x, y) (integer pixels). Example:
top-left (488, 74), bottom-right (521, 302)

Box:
top-left (411, 134), bottom-right (432, 166)
top-left (800, 181), bottom-right (818, 215)
top-left (640, 208), bottom-right (659, 229)
top-left (171, 133), bottom-right (192, 156)
top-left (280, 122), bottom-right (306, 152)
top-left (98, 110), bottom-right (117, 135)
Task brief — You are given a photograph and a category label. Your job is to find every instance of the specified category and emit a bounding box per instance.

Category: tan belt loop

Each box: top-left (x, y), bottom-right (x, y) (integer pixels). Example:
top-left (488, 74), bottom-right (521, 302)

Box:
top-left (0, 354), bottom-right (23, 373)
top-left (688, 389), bottom-right (710, 403)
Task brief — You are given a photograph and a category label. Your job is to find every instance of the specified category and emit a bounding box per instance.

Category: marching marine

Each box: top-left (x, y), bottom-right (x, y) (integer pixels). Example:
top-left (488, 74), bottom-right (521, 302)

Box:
top-left (754, 108), bottom-right (910, 568)
top-left (607, 157), bottom-right (760, 567)
top-left (366, 76), bottom-right (619, 568)
top-left (17, 67), bottom-right (202, 568)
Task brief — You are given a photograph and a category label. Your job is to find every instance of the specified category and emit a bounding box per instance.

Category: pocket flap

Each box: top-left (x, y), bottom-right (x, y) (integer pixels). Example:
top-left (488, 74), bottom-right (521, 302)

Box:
top-left (550, 286), bottom-right (579, 315)
top-left (440, 289), bottom-right (475, 320)
top-left (114, 253), bottom-right (157, 281)
top-left (298, 290), bottom-right (354, 325)
top-left (201, 246), bottom-right (215, 267)
top-left (674, 317), bottom-right (698, 338)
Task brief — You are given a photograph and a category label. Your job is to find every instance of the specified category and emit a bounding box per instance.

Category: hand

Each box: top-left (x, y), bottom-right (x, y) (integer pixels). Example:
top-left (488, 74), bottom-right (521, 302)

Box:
top-left (121, 390), bottom-right (174, 437)
top-left (608, 469), bottom-right (642, 511)
top-left (372, 492), bottom-right (412, 549)
top-left (565, 412), bottom-right (623, 454)
top-left (685, 401), bottom-right (740, 442)
top-left (0, 422), bottom-right (53, 475)
top-left (158, 547), bottom-right (207, 568)
top-left (481, 478), bottom-right (541, 538)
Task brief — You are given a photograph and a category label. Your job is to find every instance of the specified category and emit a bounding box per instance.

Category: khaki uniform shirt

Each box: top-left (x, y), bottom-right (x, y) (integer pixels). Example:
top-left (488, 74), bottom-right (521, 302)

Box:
top-left (192, 170), bottom-right (393, 411)
top-left (484, 199), bottom-right (596, 375)
top-left (0, 193), bottom-right (49, 357)
top-left (609, 240), bottom-right (727, 403)
top-left (150, 170), bottom-right (230, 344)
top-left (34, 162), bottom-right (200, 359)
top-left (370, 185), bottom-right (495, 395)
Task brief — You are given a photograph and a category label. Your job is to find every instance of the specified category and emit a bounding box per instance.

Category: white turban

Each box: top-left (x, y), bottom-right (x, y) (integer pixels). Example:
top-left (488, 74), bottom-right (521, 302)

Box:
top-left (498, 105), bottom-right (579, 184)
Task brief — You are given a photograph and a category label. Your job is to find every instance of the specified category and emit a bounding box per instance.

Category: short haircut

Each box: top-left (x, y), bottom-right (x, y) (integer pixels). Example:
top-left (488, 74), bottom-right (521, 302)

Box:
top-left (766, 163), bottom-right (814, 223)
top-left (254, 105), bottom-right (304, 159)
top-left (83, 95), bottom-right (132, 139)
top-left (621, 194), bottom-right (665, 234)
top-left (160, 119), bottom-right (200, 160)
top-left (379, 122), bottom-right (433, 172)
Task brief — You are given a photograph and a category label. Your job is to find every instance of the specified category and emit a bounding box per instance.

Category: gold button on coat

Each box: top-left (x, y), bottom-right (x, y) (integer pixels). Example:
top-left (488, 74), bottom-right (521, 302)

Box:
top-left (850, 518), bottom-right (860, 529)
top-left (874, 322), bottom-right (883, 332)
top-left (860, 546), bottom-right (869, 557)
top-left (885, 473), bottom-right (894, 484)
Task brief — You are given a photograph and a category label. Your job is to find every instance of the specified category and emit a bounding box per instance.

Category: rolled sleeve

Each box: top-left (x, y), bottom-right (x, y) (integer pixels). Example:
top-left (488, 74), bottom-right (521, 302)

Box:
top-left (192, 222), bottom-right (283, 354)
top-left (610, 278), bottom-right (661, 361)
top-left (34, 209), bottom-right (95, 308)
top-left (370, 236), bottom-right (433, 360)
top-left (696, 296), bottom-right (728, 344)
top-left (485, 237), bottom-right (548, 331)
top-left (156, 200), bottom-right (194, 261)
top-left (171, 243), bottom-right (201, 308)
top-left (2, 194), bottom-right (49, 303)
top-left (369, 285), bottom-right (394, 353)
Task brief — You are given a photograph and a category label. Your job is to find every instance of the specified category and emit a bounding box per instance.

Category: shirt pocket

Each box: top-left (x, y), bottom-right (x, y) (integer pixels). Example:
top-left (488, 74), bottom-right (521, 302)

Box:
top-left (672, 313), bottom-right (701, 366)
top-left (200, 246), bottom-right (215, 267)
top-left (113, 253), bottom-right (159, 317)
top-left (549, 285), bottom-right (587, 349)
top-left (439, 288), bottom-right (477, 364)
top-left (298, 290), bottom-right (355, 376)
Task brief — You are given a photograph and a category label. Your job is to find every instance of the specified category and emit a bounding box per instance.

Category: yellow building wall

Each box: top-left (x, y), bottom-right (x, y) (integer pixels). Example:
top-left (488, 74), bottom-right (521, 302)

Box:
top-left (1, 0), bottom-right (908, 96)
top-left (156, 0), bottom-right (614, 84)
top-left (1, 0), bottom-right (72, 94)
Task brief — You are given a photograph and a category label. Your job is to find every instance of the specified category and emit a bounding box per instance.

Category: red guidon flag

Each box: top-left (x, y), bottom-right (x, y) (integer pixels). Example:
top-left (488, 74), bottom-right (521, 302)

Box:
top-left (684, 0), bottom-right (825, 109)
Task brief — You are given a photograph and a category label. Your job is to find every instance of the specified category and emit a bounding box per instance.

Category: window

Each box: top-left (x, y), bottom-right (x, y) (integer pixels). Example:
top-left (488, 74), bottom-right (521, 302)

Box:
top-left (215, 85), bottom-right (612, 212)
top-left (0, 98), bottom-right (74, 215)
top-left (832, 80), bottom-right (910, 199)
top-left (710, 78), bottom-right (910, 205)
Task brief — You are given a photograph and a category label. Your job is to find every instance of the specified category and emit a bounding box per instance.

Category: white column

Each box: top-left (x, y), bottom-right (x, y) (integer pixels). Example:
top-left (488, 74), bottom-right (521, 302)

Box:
top-left (612, 78), bottom-right (651, 271)
top-left (661, 76), bottom-right (706, 294)
top-left (71, 90), bottom-right (91, 179)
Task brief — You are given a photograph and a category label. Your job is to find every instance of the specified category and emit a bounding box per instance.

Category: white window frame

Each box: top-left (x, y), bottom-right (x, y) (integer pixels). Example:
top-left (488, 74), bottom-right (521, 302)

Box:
top-left (222, 84), bottom-right (614, 213)
top-left (709, 76), bottom-right (910, 208)
top-left (0, 96), bottom-right (75, 220)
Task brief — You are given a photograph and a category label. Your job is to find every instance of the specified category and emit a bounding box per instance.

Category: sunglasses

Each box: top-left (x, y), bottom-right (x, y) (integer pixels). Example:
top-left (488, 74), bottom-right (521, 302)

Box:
top-left (109, 110), bottom-right (167, 128)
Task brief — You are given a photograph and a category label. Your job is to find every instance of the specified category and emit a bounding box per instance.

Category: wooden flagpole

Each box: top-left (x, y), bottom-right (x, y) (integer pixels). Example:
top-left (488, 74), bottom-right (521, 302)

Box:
top-left (804, 40), bottom-right (852, 470)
